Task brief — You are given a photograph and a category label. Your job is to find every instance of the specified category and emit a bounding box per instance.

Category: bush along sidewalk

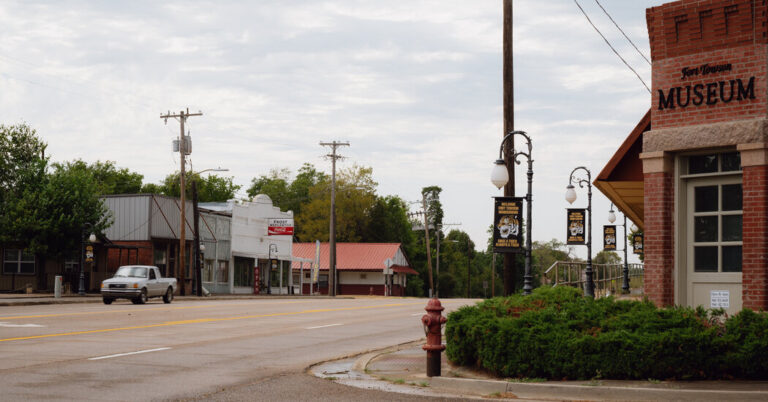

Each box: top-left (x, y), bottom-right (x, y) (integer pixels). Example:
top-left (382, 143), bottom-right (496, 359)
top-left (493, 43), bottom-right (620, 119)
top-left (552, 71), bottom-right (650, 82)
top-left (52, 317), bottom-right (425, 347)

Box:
top-left (445, 286), bottom-right (768, 380)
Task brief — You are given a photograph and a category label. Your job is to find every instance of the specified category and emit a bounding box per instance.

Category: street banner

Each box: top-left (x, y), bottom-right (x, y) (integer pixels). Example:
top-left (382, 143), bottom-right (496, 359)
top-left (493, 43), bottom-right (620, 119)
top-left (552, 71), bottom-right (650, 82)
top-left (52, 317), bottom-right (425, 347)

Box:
top-left (603, 225), bottom-right (617, 251)
top-left (312, 240), bottom-right (320, 283)
top-left (632, 233), bottom-right (644, 255)
top-left (268, 218), bottom-right (294, 236)
top-left (566, 209), bottom-right (586, 245)
top-left (493, 197), bottom-right (524, 253)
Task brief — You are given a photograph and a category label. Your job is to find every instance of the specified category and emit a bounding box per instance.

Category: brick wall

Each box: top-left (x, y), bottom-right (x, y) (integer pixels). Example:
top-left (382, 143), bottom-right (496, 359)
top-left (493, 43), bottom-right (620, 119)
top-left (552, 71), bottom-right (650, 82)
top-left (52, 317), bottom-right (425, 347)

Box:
top-left (647, 0), bottom-right (768, 129)
top-left (643, 172), bottom-right (675, 306)
top-left (742, 165), bottom-right (768, 310)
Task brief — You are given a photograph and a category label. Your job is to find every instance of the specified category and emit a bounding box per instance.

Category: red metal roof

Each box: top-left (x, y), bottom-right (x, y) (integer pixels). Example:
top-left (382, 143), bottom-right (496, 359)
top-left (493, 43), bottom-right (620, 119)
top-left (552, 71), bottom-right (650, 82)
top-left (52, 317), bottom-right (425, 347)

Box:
top-left (291, 243), bottom-right (415, 274)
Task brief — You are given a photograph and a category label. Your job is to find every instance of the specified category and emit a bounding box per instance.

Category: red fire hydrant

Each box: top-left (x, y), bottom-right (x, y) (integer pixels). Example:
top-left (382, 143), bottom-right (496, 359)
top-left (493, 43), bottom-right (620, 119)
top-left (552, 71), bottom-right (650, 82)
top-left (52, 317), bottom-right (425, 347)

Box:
top-left (421, 298), bottom-right (447, 377)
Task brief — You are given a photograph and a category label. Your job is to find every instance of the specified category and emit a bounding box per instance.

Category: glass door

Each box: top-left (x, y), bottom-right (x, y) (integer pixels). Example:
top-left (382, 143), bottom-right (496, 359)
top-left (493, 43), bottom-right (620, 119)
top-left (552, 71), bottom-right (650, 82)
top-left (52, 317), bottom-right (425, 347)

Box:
top-left (686, 176), bottom-right (742, 314)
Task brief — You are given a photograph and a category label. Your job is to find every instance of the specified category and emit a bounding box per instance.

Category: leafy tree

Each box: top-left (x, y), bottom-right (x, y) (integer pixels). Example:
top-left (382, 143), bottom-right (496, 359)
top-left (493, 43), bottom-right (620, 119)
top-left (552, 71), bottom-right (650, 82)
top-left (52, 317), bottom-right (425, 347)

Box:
top-left (247, 168), bottom-right (292, 206)
top-left (0, 124), bottom-right (48, 246)
top-left (421, 186), bottom-right (443, 227)
top-left (53, 159), bottom-right (143, 195)
top-left (0, 124), bottom-right (111, 290)
top-left (364, 195), bottom-right (414, 244)
top-left (297, 165), bottom-right (376, 242)
top-left (149, 171), bottom-right (241, 202)
top-left (594, 250), bottom-right (622, 265)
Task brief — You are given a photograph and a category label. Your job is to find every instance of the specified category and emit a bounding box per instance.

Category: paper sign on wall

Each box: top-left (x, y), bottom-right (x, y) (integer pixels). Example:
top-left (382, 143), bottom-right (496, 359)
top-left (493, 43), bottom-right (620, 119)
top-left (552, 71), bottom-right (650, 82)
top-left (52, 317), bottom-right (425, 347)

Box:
top-left (711, 290), bottom-right (730, 309)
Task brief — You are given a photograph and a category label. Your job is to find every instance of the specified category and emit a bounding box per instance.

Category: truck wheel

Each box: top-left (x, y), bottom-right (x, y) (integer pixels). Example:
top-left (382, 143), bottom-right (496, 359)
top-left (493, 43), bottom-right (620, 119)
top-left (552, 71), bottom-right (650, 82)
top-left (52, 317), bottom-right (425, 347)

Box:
top-left (163, 287), bottom-right (173, 304)
top-left (102, 297), bottom-right (113, 305)
top-left (137, 288), bottom-right (148, 304)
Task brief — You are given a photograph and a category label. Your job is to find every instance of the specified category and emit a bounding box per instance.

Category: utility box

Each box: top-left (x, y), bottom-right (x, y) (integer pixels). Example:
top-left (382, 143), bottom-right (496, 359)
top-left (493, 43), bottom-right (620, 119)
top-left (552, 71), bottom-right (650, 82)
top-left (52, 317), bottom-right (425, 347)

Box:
top-left (172, 136), bottom-right (192, 155)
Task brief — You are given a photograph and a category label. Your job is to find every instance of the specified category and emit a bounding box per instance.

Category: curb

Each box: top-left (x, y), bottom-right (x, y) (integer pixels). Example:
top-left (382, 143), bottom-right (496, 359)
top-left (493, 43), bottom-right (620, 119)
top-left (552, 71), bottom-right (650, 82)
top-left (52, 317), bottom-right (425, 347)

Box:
top-left (351, 340), bottom-right (425, 374)
top-left (429, 377), bottom-right (768, 401)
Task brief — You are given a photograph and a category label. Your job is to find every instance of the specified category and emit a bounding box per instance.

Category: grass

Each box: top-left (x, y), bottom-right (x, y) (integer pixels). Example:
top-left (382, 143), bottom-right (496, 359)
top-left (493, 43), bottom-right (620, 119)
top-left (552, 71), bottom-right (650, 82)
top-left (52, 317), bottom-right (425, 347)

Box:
top-left (648, 378), bottom-right (662, 384)
top-left (508, 377), bottom-right (546, 383)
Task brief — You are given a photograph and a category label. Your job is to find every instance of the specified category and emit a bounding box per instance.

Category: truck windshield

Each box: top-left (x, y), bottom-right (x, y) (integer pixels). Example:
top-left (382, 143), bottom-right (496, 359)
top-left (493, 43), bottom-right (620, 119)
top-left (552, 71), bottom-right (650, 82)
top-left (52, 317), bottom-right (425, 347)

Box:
top-left (114, 267), bottom-right (148, 278)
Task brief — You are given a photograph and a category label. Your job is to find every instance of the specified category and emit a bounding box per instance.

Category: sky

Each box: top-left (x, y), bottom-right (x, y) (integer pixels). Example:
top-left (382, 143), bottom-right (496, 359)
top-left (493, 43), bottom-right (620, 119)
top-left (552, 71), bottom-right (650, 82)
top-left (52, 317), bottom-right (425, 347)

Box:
top-left (0, 0), bottom-right (668, 260)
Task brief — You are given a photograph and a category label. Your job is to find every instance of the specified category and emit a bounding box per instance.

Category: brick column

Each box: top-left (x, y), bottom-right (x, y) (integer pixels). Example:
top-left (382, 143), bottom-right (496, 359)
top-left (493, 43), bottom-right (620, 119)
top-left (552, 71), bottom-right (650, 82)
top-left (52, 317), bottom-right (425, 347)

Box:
top-left (738, 143), bottom-right (768, 311)
top-left (640, 151), bottom-right (675, 307)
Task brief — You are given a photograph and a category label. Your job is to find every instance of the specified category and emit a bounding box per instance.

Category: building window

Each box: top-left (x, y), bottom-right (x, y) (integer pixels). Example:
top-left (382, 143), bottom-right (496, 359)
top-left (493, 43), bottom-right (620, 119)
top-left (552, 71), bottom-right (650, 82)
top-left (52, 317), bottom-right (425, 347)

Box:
top-left (3, 249), bottom-right (35, 275)
top-left (360, 273), bottom-right (367, 279)
top-left (218, 260), bottom-right (229, 283)
top-left (319, 274), bottom-right (328, 288)
top-left (203, 259), bottom-right (214, 282)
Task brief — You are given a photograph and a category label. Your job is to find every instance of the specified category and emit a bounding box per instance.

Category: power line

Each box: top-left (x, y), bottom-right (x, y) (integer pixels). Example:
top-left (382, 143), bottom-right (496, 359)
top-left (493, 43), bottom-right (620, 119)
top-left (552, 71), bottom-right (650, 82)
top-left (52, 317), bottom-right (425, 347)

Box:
top-left (593, 0), bottom-right (651, 66)
top-left (573, 0), bottom-right (651, 94)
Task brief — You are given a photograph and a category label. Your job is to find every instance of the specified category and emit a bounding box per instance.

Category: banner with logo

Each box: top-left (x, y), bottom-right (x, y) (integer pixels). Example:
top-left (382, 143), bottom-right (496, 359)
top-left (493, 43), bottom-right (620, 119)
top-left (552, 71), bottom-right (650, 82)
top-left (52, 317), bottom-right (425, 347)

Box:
top-left (566, 209), bottom-right (586, 245)
top-left (268, 218), bottom-right (294, 236)
top-left (493, 197), bottom-right (524, 253)
top-left (603, 225), bottom-right (617, 251)
top-left (632, 233), bottom-right (644, 255)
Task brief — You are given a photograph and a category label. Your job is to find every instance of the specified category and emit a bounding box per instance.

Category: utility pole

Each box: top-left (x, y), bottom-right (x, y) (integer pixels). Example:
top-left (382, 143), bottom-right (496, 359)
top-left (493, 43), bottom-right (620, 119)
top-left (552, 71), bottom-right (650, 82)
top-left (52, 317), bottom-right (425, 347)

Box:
top-left (421, 194), bottom-right (435, 297)
top-left (502, 0), bottom-right (517, 296)
top-left (161, 108), bottom-right (202, 296)
top-left (320, 140), bottom-right (349, 297)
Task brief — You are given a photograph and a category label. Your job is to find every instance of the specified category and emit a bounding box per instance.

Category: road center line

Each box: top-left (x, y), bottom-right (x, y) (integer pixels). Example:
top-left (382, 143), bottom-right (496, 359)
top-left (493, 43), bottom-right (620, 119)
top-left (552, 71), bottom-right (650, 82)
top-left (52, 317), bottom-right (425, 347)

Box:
top-left (0, 302), bottom-right (424, 343)
top-left (306, 323), bottom-right (343, 330)
top-left (88, 347), bottom-right (171, 361)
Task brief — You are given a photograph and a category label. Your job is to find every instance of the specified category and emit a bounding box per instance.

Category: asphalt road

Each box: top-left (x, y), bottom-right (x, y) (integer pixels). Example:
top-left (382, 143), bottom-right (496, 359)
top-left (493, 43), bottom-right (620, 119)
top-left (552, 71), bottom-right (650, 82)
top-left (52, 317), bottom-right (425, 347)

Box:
top-left (0, 297), bottom-right (472, 401)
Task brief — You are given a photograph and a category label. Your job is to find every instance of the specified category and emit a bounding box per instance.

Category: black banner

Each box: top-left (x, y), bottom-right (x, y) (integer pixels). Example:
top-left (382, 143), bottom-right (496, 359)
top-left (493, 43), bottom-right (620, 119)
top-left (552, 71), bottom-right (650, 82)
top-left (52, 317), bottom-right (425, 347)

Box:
top-left (493, 197), bottom-right (524, 253)
top-left (603, 225), bottom-right (617, 251)
top-left (632, 233), bottom-right (644, 255)
top-left (566, 209), bottom-right (586, 245)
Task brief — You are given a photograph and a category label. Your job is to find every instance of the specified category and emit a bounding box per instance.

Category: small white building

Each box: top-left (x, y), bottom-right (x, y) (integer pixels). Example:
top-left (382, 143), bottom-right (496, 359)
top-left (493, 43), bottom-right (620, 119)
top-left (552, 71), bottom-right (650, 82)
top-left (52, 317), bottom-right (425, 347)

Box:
top-left (200, 194), bottom-right (295, 294)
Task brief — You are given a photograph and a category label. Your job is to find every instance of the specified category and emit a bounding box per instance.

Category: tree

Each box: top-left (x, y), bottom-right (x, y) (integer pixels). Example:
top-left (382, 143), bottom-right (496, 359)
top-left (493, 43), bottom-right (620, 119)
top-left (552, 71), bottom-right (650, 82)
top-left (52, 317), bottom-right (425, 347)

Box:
top-left (0, 124), bottom-right (48, 246)
top-left (297, 165), bottom-right (376, 242)
top-left (149, 172), bottom-right (240, 202)
top-left (53, 160), bottom-right (143, 195)
top-left (0, 123), bottom-right (111, 291)
top-left (247, 164), bottom-right (327, 217)
top-left (594, 250), bottom-right (622, 265)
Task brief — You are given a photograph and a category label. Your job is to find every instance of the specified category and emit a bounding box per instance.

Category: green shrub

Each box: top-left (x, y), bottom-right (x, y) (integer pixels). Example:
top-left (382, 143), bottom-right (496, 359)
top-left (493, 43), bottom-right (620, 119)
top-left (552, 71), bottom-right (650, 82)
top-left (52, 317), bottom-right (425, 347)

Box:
top-left (445, 286), bottom-right (768, 380)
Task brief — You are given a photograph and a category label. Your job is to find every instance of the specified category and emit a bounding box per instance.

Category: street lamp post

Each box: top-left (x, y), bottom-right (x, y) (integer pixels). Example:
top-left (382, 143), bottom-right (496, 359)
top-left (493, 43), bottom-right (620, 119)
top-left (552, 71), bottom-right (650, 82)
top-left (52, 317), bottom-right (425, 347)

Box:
top-left (79, 222), bottom-right (95, 296)
top-left (565, 166), bottom-right (594, 298)
top-left (491, 130), bottom-right (533, 295)
top-left (608, 203), bottom-right (631, 294)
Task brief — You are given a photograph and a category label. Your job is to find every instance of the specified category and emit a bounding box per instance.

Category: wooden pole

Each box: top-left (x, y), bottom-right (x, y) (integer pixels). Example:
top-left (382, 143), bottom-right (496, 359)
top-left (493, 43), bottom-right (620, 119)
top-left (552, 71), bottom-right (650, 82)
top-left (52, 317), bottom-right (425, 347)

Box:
top-left (502, 0), bottom-right (517, 296)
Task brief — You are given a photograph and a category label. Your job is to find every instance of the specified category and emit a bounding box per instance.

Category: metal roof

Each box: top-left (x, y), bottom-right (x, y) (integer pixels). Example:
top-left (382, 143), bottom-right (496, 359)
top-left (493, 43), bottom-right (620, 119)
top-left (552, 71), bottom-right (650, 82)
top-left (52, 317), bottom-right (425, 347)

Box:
top-left (290, 243), bottom-right (415, 273)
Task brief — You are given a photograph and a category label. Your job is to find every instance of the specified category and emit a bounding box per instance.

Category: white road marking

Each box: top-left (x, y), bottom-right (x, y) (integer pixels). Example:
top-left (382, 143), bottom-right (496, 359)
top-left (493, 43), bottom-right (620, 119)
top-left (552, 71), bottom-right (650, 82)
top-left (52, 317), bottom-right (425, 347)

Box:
top-left (305, 323), bottom-right (343, 330)
top-left (0, 322), bottom-right (44, 328)
top-left (411, 313), bottom-right (423, 316)
top-left (88, 347), bottom-right (171, 361)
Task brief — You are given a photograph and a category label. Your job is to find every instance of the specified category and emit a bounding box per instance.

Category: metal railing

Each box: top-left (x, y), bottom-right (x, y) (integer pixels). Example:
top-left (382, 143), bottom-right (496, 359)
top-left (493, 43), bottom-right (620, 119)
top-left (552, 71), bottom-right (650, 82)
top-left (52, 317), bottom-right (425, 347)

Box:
top-left (543, 261), bottom-right (644, 298)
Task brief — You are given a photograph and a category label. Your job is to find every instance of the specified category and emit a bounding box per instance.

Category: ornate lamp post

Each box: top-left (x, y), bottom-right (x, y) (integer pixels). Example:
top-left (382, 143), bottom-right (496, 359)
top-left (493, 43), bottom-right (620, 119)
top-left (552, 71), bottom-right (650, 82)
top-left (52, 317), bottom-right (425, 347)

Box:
top-left (565, 167), bottom-right (594, 298)
top-left (79, 223), bottom-right (96, 296)
top-left (608, 203), bottom-right (631, 294)
top-left (491, 130), bottom-right (533, 295)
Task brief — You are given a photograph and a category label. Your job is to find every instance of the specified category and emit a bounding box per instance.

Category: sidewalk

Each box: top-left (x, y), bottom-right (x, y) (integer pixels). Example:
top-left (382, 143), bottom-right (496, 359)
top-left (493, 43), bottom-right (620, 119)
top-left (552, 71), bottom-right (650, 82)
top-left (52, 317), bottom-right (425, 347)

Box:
top-left (317, 341), bottom-right (768, 401)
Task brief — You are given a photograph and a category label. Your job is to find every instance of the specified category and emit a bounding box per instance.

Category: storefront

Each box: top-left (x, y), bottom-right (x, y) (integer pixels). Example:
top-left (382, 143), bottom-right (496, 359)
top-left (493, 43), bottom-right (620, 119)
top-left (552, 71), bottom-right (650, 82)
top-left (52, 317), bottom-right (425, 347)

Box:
top-left (597, 0), bottom-right (768, 314)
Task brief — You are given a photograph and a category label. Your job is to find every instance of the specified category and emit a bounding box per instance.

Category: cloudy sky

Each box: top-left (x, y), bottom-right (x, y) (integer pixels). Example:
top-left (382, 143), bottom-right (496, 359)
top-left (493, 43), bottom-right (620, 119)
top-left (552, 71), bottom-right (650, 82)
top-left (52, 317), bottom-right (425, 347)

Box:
top-left (0, 0), bottom-right (667, 259)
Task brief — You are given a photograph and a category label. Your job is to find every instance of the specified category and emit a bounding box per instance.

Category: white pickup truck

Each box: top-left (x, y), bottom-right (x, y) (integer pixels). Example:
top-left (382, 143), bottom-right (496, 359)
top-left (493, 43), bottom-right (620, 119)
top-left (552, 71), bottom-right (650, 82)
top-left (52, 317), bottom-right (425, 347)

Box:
top-left (100, 265), bottom-right (177, 305)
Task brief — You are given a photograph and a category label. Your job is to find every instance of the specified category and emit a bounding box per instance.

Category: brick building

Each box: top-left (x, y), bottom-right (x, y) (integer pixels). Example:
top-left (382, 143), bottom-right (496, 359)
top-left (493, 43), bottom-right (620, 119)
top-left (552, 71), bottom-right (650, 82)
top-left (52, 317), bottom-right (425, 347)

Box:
top-left (596, 0), bottom-right (768, 314)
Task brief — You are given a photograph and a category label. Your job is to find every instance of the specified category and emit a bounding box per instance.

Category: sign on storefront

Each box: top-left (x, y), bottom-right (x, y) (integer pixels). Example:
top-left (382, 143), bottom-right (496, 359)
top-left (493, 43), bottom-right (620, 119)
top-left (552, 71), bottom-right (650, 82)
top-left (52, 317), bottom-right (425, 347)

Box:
top-left (268, 218), bottom-right (294, 236)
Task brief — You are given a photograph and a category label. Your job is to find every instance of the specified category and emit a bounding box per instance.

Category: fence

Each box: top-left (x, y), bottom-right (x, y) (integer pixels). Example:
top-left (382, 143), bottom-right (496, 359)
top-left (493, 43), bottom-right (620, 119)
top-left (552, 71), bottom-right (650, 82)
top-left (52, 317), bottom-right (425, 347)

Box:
top-left (543, 261), bottom-right (644, 298)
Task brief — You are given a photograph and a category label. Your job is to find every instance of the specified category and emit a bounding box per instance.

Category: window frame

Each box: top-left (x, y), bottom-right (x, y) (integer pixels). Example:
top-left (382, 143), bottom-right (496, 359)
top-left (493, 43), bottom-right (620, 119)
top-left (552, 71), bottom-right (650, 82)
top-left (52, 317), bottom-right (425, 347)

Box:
top-left (2, 249), bottom-right (36, 275)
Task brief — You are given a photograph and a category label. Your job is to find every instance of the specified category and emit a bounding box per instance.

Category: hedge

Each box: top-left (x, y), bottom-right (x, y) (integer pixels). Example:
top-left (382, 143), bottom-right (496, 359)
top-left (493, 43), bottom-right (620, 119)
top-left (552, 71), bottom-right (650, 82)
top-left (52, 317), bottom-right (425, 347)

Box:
top-left (445, 286), bottom-right (768, 380)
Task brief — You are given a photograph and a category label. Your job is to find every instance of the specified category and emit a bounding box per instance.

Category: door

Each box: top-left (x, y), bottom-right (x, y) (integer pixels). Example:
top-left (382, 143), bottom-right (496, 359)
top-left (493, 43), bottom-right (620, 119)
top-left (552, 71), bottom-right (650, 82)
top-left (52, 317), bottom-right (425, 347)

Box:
top-left (686, 176), bottom-right (743, 315)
